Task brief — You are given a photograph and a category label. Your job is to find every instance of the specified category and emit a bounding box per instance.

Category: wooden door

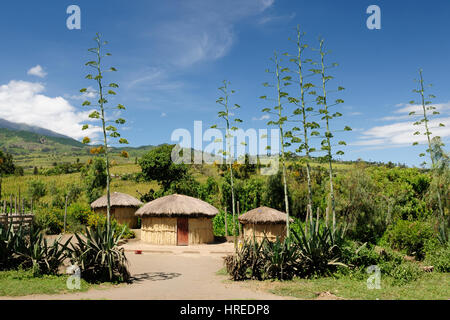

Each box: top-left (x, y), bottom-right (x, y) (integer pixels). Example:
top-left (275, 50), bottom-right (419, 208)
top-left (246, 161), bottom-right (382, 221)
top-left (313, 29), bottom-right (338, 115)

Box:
top-left (177, 217), bottom-right (189, 246)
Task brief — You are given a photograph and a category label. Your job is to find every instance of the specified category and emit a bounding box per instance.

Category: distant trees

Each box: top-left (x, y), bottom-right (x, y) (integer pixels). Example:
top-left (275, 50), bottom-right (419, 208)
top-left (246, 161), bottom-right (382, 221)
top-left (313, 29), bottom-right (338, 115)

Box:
top-left (139, 144), bottom-right (188, 191)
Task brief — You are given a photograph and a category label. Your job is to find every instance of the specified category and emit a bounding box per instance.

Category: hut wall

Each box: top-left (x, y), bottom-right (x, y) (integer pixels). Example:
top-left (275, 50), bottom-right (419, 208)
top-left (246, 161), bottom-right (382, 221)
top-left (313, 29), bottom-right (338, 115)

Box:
top-left (188, 217), bottom-right (214, 245)
top-left (94, 207), bottom-right (138, 228)
top-left (141, 217), bottom-right (177, 245)
top-left (243, 223), bottom-right (286, 242)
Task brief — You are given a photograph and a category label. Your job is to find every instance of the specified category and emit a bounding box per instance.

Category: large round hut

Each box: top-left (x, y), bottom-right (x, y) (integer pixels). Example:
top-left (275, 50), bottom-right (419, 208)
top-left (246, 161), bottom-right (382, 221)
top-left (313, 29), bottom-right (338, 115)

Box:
top-left (135, 194), bottom-right (218, 246)
top-left (238, 206), bottom-right (292, 242)
top-left (91, 192), bottom-right (143, 228)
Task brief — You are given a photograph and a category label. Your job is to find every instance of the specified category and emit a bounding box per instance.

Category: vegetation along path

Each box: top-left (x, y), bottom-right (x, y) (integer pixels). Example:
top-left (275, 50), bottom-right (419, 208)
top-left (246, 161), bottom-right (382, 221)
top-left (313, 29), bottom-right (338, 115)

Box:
top-left (1, 245), bottom-right (292, 300)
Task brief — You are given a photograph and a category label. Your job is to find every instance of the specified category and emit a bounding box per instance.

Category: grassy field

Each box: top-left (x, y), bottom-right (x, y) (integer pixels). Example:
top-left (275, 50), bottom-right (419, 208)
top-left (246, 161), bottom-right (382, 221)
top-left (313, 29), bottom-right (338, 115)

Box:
top-left (0, 269), bottom-right (96, 297)
top-left (238, 273), bottom-right (450, 300)
top-left (0, 163), bottom-right (159, 203)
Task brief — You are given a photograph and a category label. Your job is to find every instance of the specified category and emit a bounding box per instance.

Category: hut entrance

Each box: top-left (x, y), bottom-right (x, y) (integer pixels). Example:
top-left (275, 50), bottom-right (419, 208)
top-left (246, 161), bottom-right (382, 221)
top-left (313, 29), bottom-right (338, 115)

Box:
top-left (177, 217), bottom-right (189, 246)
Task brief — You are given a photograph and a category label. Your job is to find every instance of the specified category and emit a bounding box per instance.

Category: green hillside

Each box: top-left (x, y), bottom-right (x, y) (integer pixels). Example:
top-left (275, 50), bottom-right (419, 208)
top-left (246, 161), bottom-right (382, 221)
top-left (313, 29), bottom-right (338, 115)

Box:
top-left (0, 128), bottom-right (155, 170)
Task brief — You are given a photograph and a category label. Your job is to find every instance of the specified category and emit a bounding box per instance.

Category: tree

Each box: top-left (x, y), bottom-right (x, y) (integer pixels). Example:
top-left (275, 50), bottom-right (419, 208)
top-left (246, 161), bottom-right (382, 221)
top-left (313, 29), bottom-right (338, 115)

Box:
top-left (311, 38), bottom-right (351, 233)
top-left (0, 150), bottom-right (15, 175)
top-left (27, 179), bottom-right (47, 202)
top-left (82, 157), bottom-right (107, 203)
top-left (80, 33), bottom-right (129, 231)
top-left (138, 144), bottom-right (188, 191)
top-left (409, 69), bottom-right (445, 220)
top-left (284, 25), bottom-right (319, 215)
top-left (260, 51), bottom-right (291, 237)
top-left (211, 80), bottom-right (244, 238)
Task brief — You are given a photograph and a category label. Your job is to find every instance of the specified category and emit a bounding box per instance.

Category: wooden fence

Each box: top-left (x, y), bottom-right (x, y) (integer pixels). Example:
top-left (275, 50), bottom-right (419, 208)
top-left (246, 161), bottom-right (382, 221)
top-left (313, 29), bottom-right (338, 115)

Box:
top-left (0, 213), bottom-right (34, 230)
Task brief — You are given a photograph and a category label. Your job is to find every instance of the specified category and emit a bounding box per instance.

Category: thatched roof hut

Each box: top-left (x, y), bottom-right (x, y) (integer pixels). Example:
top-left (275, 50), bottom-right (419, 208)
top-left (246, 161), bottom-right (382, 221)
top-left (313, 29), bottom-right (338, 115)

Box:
top-left (239, 206), bottom-right (292, 242)
top-left (91, 192), bottom-right (143, 228)
top-left (136, 194), bottom-right (219, 246)
top-left (91, 192), bottom-right (143, 209)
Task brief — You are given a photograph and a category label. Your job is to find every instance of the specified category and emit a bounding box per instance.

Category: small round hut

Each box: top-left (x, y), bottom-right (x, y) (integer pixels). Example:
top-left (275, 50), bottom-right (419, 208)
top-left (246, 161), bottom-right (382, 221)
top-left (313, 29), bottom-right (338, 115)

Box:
top-left (91, 192), bottom-right (143, 228)
top-left (135, 194), bottom-right (218, 246)
top-left (238, 206), bottom-right (292, 242)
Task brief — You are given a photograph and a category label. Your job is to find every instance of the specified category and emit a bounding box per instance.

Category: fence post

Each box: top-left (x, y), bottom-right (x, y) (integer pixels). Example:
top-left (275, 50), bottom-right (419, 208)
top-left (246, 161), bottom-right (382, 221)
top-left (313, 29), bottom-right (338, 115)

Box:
top-left (224, 206), bottom-right (228, 237)
top-left (237, 201), bottom-right (241, 238)
top-left (63, 195), bottom-right (68, 234)
top-left (315, 207), bottom-right (320, 233)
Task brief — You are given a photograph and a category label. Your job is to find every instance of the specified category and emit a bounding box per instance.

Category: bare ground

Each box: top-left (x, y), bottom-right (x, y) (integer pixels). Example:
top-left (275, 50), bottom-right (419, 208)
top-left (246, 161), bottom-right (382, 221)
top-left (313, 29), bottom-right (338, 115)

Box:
top-left (1, 241), bottom-right (295, 300)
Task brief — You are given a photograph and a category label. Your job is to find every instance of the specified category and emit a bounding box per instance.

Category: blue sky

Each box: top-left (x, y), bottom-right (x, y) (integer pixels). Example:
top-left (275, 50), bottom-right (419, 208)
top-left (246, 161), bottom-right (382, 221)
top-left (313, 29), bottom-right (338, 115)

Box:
top-left (0, 0), bottom-right (449, 167)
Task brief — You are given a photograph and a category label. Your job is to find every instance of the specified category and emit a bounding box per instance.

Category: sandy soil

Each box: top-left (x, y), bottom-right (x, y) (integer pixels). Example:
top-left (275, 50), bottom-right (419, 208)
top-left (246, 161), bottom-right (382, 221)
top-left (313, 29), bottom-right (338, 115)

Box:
top-left (2, 241), bottom-right (294, 300)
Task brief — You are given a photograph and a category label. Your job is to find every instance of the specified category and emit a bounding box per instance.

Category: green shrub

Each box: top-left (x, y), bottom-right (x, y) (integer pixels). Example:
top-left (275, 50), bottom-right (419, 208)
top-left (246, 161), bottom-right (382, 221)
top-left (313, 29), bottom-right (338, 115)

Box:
top-left (381, 261), bottom-right (422, 286)
top-left (86, 213), bottom-right (135, 239)
top-left (425, 243), bottom-right (450, 273)
top-left (383, 219), bottom-right (434, 259)
top-left (34, 210), bottom-right (64, 235)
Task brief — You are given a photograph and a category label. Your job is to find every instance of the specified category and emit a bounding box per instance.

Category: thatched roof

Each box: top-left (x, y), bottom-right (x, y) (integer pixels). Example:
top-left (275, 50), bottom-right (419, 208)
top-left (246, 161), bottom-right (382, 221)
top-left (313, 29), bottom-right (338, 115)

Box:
top-left (135, 194), bottom-right (219, 217)
top-left (238, 206), bottom-right (293, 224)
top-left (91, 192), bottom-right (143, 209)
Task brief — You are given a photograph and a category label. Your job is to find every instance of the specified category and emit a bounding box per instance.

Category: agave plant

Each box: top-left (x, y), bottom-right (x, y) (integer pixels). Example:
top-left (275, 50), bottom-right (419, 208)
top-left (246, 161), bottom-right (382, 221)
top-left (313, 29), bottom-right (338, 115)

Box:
top-left (69, 224), bottom-right (130, 283)
top-left (17, 225), bottom-right (72, 276)
top-left (0, 223), bottom-right (25, 270)
top-left (224, 236), bottom-right (266, 281)
top-left (261, 236), bottom-right (301, 280)
top-left (292, 219), bottom-right (347, 277)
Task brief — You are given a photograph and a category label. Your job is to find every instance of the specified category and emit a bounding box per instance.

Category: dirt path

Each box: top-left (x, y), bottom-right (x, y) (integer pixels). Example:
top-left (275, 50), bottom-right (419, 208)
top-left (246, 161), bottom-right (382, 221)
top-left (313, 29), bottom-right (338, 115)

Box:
top-left (2, 242), bottom-right (293, 300)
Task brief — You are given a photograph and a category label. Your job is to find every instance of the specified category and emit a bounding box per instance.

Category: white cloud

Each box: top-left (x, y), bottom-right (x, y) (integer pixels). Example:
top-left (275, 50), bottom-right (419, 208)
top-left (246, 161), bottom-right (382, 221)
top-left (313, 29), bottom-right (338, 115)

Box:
top-left (161, 112), bottom-right (167, 117)
top-left (0, 80), bottom-right (101, 140)
top-left (252, 114), bottom-right (270, 121)
top-left (150, 0), bottom-right (275, 67)
top-left (258, 12), bottom-right (296, 25)
top-left (27, 65), bottom-right (47, 78)
top-left (64, 86), bottom-right (97, 100)
top-left (354, 101), bottom-right (450, 147)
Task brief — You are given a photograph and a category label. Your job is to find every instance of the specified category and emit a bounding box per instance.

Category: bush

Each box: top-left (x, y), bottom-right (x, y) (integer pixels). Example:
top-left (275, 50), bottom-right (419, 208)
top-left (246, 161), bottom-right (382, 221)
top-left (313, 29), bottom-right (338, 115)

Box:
top-left (86, 213), bottom-right (135, 239)
top-left (34, 209), bottom-right (64, 235)
top-left (425, 242), bottom-right (450, 273)
top-left (383, 219), bottom-right (434, 259)
top-left (27, 179), bottom-right (47, 202)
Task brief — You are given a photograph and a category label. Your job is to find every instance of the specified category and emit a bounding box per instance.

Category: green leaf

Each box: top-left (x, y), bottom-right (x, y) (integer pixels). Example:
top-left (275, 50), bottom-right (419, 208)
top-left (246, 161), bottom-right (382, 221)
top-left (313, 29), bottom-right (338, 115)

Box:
top-left (115, 118), bottom-right (126, 125)
top-left (82, 100), bottom-right (91, 106)
top-left (338, 141), bottom-right (346, 145)
top-left (80, 88), bottom-right (87, 93)
top-left (82, 124), bottom-right (89, 131)
top-left (109, 67), bottom-right (117, 72)
top-left (106, 125), bottom-right (117, 132)
top-left (439, 123), bottom-right (445, 127)
top-left (117, 104), bottom-right (125, 110)
top-left (82, 137), bottom-right (91, 144)
top-left (412, 142), bottom-right (419, 146)
top-left (344, 126), bottom-right (352, 131)
top-left (210, 124), bottom-right (217, 129)
top-left (119, 138), bottom-right (129, 144)
top-left (109, 83), bottom-right (119, 88)
top-left (89, 111), bottom-right (100, 119)
top-left (108, 90), bottom-right (116, 95)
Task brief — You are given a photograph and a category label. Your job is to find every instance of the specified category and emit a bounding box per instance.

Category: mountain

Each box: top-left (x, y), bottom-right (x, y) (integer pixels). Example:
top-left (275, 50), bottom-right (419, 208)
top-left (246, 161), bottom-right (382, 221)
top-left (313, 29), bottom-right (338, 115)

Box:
top-left (0, 119), bottom-right (155, 168)
top-left (0, 118), bottom-right (74, 140)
